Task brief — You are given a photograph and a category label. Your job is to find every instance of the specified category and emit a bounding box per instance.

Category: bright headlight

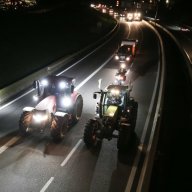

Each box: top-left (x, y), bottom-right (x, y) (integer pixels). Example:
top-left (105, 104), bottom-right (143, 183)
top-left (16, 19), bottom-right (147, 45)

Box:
top-left (41, 79), bottom-right (48, 86)
top-left (33, 113), bottom-right (48, 123)
top-left (120, 63), bottom-right (126, 69)
top-left (115, 55), bottom-right (119, 60)
top-left (59, 81), bottom-right (66, 89)
top-left (111, 89), bottom-right (120, 95)
top-left (62, 96), bottom-right (72, 107)
top-left (33, 95), bottom-right (39, 101)
top-left (126, 57), bottom-right (130, 61)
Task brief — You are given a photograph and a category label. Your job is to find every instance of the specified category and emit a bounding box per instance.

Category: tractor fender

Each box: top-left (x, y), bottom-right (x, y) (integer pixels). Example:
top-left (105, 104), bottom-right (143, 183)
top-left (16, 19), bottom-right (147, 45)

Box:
top-left (71, 92), bottom-right (81, 104)
top-left (23, 106), bottom-right (35, 112)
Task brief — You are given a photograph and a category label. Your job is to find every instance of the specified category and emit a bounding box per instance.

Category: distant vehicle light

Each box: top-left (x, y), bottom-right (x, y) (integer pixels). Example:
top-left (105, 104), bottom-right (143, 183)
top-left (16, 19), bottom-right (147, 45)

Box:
top-left (111, 89), bottom-right (120, 95)
top-left (115, 55), bottom-right (119, 60)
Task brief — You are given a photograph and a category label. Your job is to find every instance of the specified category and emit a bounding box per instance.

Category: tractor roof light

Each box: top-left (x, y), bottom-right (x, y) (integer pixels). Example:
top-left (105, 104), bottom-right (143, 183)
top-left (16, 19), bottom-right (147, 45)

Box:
top-left (59, 81), bottom-right (67, 89)
top-left (41, 79), bottom-right (49, 86)
top-left (110, 89), bottom-right (120, 96)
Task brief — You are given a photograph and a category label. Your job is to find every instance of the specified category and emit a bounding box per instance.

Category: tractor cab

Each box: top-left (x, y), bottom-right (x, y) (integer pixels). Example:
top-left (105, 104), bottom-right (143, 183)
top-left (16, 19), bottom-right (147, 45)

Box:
top-left (94, 84), bottom-right (131, 118)
top-left (33, 75), bottom-right (75, 101)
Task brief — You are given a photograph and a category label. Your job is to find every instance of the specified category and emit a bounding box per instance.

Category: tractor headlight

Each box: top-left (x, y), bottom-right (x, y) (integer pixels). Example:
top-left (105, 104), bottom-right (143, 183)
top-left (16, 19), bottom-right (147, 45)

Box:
top-left (111, 89), bottom-right (120, 95)
top-left (120, 63), bottom-right (126, 69)
top-left (33, 112), bottom-right (48, 123)
top-left (62, 96), bottom-right (72, 107)
top-left (59, 81), bottom-right (67, 89)
top-left (33, 95), bottom-right (39, 101)
top-left (115, 55), bottom-right (119, 60)
top-left (126, 57), bottom-right (130, 61)
top-left (41, 79), bottom-right (48, 86)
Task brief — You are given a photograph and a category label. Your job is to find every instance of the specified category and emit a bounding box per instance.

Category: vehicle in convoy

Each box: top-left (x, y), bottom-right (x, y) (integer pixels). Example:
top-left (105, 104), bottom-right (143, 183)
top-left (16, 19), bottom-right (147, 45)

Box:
top-left (19, 75), bottom-right (83, 141)
top-left (133, 10), bottom-right (142, 21)
top-left (83, 83), bottom-right (138, 151)
top-left (115, 39), bottom-right (138, 63)
top-left (126, 12), bottom-right (133, 21)
top-left (115, 63), bottom-right (127, 85)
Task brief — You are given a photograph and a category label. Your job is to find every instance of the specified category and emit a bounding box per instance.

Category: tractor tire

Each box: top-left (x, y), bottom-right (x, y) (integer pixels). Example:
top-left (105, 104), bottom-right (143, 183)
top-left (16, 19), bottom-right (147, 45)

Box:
top-left (71, 94), bottom-right (83, 124)
top-left (19, 111), bottom-right (33, 136)
top-left (50, 114), bottom-right (68, 142)
top-left (83, 119), bottom-right (101, 148)
top-left (117, 121), bottom-right (132, 151)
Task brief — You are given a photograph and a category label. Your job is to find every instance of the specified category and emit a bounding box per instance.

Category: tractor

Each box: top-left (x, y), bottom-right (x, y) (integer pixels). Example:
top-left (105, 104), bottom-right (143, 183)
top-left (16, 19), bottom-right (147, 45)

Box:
top-left (19, 75), bottom-right (83, 141)
top-left (83, 83), bottom-right (138, 151)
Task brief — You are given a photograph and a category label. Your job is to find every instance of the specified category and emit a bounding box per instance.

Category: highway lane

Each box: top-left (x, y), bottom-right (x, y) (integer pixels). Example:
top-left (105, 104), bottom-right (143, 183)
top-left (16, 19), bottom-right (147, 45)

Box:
top-left (0, 21), bottom-right (160, 192)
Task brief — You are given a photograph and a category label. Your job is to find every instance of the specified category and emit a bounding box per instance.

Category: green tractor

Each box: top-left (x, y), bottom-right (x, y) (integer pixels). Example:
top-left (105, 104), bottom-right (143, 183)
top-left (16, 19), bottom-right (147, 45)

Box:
top-left (83, 83), bottom-right (138, 151)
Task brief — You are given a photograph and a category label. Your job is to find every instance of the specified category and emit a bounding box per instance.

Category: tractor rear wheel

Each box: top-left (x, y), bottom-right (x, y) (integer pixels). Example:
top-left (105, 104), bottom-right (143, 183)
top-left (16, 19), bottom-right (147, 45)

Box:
top-left (50, 114), bottom-right (68, 141)
top-left (19, 111), bottom-right (32, 136)
top-left (83, 119), bottom-right (100, 148)
top-left (72, 95), bottom-right (83, 124)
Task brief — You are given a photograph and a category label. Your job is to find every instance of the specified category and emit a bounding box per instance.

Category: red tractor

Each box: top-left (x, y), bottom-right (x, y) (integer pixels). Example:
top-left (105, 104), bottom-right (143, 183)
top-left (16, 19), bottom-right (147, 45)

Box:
top-left (19, 75), bottom-right (83, 141)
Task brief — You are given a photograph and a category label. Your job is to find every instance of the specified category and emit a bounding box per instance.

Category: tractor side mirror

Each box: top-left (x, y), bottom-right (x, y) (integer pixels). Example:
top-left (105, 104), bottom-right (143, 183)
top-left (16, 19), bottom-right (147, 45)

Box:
top-left (33, 80), bottom-right (41, 96)
top-left (33, 80), bottom-right (38, 89)
top-left (93, 93), bottom-right (97, 99)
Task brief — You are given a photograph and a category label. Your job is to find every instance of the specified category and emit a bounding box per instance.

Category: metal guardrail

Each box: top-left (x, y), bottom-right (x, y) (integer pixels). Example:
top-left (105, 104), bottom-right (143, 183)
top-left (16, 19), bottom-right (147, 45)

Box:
top-left (0, 22), bottom-right (119, 106)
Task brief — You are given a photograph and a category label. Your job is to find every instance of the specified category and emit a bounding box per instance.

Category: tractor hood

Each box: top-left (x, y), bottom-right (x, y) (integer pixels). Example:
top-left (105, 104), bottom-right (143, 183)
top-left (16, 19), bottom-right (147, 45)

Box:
top-left (35, 95), bottom-right (56, 113)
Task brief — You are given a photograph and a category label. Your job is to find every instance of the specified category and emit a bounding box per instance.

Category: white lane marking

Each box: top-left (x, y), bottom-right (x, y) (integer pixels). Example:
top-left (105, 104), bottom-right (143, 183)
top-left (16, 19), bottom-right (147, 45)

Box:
top-left (40, 177), bottom-right (54, 192)
top-left (0, 89), bottom-right (34, 111)
top-left (0, 136), bottom-right (20, 154)
top-left (75, 55), bottom-right (113, 91)
top-left (60, 139), bottom-right (82, 167)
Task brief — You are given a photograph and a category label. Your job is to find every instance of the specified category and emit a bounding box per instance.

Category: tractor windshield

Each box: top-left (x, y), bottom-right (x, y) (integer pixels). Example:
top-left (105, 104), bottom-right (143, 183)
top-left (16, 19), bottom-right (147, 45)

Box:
top-left (102, 90), bottom-right (125, 115)
top-left (40, 77), bottom-right (72, 97)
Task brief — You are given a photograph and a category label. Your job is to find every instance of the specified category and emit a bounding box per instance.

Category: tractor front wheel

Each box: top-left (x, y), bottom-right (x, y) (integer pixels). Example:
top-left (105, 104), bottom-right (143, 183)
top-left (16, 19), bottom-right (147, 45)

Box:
top-left (19, 111), bottom-right (32, 136)
top-left (72, 95), bottom-right (83, 125)
top-left (50, 115), bottom-right (68, 142)
top-left (83, 119), bottom-right (101, 148)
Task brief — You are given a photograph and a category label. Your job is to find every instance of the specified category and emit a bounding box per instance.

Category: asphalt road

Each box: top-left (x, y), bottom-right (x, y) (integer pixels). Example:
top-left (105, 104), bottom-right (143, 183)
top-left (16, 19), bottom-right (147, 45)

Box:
top-left (0, 21), bottom-right (159, 192)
